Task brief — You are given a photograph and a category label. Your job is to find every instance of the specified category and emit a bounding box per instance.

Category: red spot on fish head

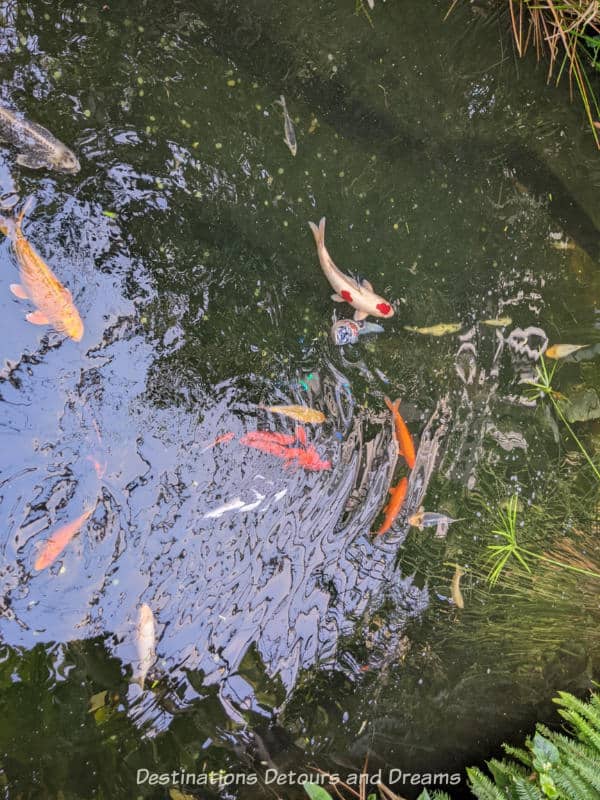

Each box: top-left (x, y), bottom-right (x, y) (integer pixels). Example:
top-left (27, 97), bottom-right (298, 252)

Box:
top-left (341, 290), bottom-right (353, 302)
top-left (376, 302), bottom-right (393, 317)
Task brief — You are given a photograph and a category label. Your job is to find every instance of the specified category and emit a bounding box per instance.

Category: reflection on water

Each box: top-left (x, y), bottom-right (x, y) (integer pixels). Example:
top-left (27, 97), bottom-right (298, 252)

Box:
top-left (0, 0), bottom-right (600, 797)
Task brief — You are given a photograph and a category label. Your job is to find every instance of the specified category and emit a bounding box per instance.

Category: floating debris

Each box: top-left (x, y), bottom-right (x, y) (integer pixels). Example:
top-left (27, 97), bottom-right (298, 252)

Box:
top-left (330, 318), bottom-right (384, 345)
top-left (404, 323), bottom-right (462, 336)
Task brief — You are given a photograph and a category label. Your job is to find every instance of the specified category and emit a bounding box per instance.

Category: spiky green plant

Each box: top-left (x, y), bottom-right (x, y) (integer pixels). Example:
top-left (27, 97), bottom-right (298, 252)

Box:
top-left (528, 357), bottom-right (600, 483)
top-left (486, 494), bottom-right (600, 585)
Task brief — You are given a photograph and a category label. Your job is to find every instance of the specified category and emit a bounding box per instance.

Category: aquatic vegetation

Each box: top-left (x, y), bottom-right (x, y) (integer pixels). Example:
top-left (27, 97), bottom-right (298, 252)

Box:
top-left (448, 1), bottom-right (600, 147)
top-left (486, 494), bottom-right (600, 585)
top-left (528, 357), bottom-right (600, 482)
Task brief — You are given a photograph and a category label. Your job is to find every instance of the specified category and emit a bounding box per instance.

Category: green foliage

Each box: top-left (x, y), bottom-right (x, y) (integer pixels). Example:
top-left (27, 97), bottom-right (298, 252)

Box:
top-left (466, 691), bottom-right (600, 800)
top-left (304, 784), bottom-right (335, 800)
top-left (485, 493), bottom-right (600, 585)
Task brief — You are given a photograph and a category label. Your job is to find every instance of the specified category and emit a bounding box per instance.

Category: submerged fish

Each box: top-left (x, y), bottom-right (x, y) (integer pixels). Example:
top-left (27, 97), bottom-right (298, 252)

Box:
top-left (275, 95), bottom-right (297, 156)
top-left (241, 430), bottom-right (331, 471)
top-left (404, 323), bottom-right (462, 336)
top-left (262, 404), bottom-right (326, 424)
top-left (451, 565), bottom-right (465, 609)
top-left (407, 507), bottom-right (463, 530)
top-left (480, 317), bottom-right (512, 327)
top-left (545, 344), bottom-right (588, 360)
top-left (0, 205), bottom-right (84, 340)
top-left (34, 508), bottom-right (93, 571)
top-left (373, 476), bottom-right (408, 536)
top-left (308, 217), bottom-right (394, 322)
top-left (200, 431), bottom-right (235, 452)
top-left (135, 603), bottom-right (156, 689)
top-left (384, 397), bottom-right (415, 469)
top-left (330, 318), bottom-right (384, 345)
top-left (0, 106), bottom-right (80, 173)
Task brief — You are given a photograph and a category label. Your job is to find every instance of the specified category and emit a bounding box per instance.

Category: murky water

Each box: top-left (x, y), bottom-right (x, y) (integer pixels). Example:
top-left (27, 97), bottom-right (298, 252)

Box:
top-left (1, 1), bottom-right (600, 798)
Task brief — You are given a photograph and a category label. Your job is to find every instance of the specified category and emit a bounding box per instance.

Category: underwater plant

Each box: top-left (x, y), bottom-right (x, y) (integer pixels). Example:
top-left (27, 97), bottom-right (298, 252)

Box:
top-left (447, 1), bottom-right (600, 147)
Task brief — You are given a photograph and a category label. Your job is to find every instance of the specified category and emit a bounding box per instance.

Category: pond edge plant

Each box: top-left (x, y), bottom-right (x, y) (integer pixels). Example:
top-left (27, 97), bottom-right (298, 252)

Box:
top-left (486, 494), bottom-right (600, 585)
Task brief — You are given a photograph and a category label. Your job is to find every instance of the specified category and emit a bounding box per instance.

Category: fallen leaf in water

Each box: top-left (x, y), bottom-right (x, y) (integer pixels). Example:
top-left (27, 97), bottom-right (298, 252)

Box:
top-left (404, 323), bottom-right (462, 336)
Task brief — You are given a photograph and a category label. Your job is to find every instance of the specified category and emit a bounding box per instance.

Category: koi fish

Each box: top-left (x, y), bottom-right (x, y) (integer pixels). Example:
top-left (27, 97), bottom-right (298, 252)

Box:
top-left (384, 397), bottom-right (415, 469)
top-left (135, 603), bottom-right (156, 689)
top-left (86, 455), bottom-right (107, 479)
top-left (545, 344), bottom-right (588, 360)
top-left (33, 508), bottom-right (93, 570)
top-left (308, 217), bottom-right (394, 322)
top-left (0, 205), bottom-right (84, 340)
top-left (480, 317), bottom-right (512, 327)
top-left (275, 95), bottom-right (297, 156)
top-left (261, 404), bottom-right (325, 424)
top-left (404, 323), bottom-right (462, 336)
top-left (373, 476), bottom-right (408, 536)
top-left (407, 507), bottom-right (464, 530)
top-left (0, 106), bottom-right (80, 173)
top-left (200, 431), bottom-right (235, 452)
top-left (241, 431), bottom-right (298, 450)
top-left (451, 565), bottom-right (465, 609)
top-left (282, 445), bottom-right (331, 471)
top-left (330, 318), bottom-right (384, 345)
top-left (241, 430), bottom-right (331, 471)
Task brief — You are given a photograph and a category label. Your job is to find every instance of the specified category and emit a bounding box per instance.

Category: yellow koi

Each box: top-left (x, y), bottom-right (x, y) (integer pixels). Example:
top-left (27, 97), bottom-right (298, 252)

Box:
top-left (404, 323), bottom-right (462, 336)
top-left (480, 317), bottom-right (512, 327)
top-left (451, 565), bottom-right (465, 609)
top-left (1, 205), bottom-right (84, 341)
top-left (545, 344), bottom-right (588, 360)
top-left (261, 404), bottom-right (326, 424)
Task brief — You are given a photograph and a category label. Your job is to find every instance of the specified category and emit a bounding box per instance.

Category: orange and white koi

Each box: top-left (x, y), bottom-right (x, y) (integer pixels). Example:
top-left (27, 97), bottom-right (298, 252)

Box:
top-left (0, 205), bottom-right (84, 341)
top-left (308, 217), bottom-right (394, 322)
top-left (33, 508), bottom-right (93, 570)
top-left (384, 397), bottom-right (415, 469)
top-left (373, 476), bottom-right (408, 536)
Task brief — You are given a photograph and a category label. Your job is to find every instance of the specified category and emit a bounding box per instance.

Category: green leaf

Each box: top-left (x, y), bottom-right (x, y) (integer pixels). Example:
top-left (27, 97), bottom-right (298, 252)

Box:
top-left (532, 732), bottom-right (560, 767)
top-left (304, 784), bottom-right (334, 800)
top-left (539, 774), bottom-right (558, 799)
top-left (556, 386), bottom-right (600, 423)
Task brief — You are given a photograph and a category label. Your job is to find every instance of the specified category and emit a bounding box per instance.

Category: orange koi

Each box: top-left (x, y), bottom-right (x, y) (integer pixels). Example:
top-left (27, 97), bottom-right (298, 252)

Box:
top-left (201, 431), bottom-right (235, 451)
top-left (33, 508), bottom-right (93, 570)
top-left (1, 205), bottom-right (84, 341)
top-left (86, 455), bottom-right (107, 479)
top-left (384, 397), bottom-right (415, 469)
top-left (373, 476), bottom-right (408, 536)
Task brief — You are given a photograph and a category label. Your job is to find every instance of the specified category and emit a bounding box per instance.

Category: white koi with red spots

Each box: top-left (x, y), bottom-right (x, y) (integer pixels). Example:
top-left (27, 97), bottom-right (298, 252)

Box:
top-left (308, 217), bottom-right (394, 322)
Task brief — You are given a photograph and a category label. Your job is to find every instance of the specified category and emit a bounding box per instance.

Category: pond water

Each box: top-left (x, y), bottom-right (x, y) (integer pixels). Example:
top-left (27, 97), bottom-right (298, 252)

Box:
top-left (1, 1), bottom-right (600, 798)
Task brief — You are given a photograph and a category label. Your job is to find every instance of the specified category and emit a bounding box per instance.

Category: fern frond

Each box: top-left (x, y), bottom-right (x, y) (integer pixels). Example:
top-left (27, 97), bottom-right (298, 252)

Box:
top-left (513, 778), bottom-right (543, 800)
top-left (467, 767), bottom-right (510, 800)
top-left (488, 758), bottom-right (529, 793)
top-left (555, 691), bottom-right (600, 738)
top-left (554, 764), bottom-right (596, 800)
top-left (557, 708), bottom-right (600, 752)
top-left (502, 744), bottom-right (533, 768)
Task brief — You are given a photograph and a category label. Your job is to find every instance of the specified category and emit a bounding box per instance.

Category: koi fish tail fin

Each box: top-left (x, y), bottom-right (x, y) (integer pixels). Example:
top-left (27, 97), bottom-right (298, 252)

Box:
top-left (15, 197), bottom-right (33, 232)
top-left (308, 217), bottom-right (326, 248)
top-left (0, 216), bottom-right (11, 238)
top-left (383, 396), bottom-right (400, 412)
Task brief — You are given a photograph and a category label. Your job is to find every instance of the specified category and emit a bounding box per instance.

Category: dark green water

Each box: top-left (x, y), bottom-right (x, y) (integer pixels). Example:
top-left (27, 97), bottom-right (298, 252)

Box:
top-left (1, 1), bottom-right (600, 798)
